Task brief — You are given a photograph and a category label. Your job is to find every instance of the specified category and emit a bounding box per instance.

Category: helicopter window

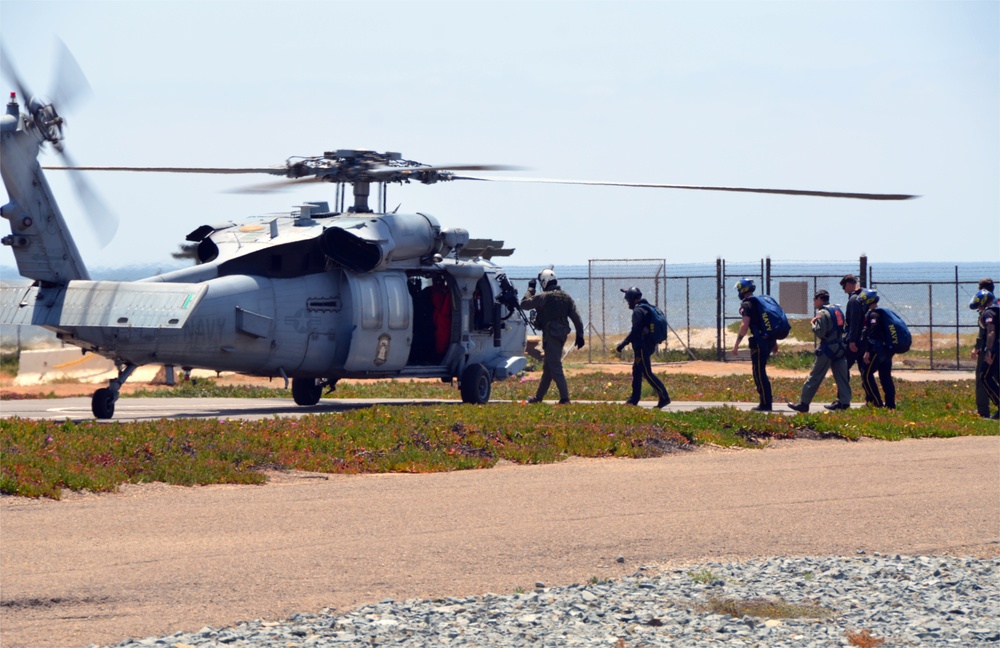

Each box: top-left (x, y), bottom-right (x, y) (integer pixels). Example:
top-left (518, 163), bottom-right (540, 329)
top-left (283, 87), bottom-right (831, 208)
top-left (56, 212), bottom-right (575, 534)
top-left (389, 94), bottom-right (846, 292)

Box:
top-left (385, 275), bottom-right (410, 330)
top-left (473, 274), bottom-right (495, 330)
top-left (357, 275), bottom-right (383, 330)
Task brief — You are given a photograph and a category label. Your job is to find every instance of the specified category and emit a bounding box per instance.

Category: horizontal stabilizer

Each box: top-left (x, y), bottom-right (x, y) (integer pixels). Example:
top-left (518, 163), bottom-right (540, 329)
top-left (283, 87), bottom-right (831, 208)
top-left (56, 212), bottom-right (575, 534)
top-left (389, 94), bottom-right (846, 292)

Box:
top-left (1, 281), bottom-right (207, 329)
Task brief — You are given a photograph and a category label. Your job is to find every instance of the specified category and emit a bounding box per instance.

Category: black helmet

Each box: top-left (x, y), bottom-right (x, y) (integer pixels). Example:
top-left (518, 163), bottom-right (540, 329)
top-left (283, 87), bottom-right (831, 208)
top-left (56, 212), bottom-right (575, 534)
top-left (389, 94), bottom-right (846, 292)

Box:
top-left (621, 287), bottom-right (642, 303)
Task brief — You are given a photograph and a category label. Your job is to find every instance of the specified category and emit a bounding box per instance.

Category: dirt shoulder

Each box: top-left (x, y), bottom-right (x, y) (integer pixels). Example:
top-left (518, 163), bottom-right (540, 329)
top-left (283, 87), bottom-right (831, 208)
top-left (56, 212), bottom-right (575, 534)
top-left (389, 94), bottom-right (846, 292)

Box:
top-left (1, 436), bottom-right (997, 648)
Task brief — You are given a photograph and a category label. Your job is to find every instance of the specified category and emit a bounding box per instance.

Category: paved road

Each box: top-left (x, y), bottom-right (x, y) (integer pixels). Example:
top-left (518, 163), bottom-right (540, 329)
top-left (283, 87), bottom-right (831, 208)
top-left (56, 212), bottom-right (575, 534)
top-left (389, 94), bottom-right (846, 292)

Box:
top-left (1, 436), bottom-right (997, 648)
top-left (1, 396), bottom-right (827, 421)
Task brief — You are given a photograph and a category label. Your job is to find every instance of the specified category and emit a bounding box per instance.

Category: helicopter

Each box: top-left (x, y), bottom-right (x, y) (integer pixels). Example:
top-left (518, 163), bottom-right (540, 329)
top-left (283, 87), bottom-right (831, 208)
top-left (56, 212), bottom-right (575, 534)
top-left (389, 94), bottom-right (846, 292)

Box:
top-left (0, 47), bottom-right (916, 419)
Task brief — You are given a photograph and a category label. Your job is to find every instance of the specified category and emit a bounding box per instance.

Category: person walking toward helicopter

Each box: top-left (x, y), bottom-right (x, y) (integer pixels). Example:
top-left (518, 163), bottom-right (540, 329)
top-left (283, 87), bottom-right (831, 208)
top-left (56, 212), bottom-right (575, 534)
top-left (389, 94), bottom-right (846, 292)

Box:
top-left (858, 289), bottom-right (898, 409)
top-left (615, 287), bottom-right (671, 408)
top-left (970, 288), bottom-right (999, 419)
top-left (972, 279), bottom-right (997, 418)
top-left (787, 290), bottom-right (852, 413)
top-left (731, 278), bottom-right (789, 412)
top-left (520, 268), bottom-right (585, 404)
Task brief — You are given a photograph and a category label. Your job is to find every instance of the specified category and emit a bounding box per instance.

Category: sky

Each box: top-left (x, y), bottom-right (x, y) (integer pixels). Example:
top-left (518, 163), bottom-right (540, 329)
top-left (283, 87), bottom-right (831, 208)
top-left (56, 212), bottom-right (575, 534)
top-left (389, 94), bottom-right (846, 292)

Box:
top-left (0, 0), bottom-right (997, 277)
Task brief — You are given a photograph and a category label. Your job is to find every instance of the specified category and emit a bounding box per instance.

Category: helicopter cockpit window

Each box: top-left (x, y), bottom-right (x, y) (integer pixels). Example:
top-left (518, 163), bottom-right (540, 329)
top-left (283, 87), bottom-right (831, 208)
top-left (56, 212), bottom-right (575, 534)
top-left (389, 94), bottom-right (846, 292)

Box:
top-left (385, 275), bottom-right (410, 330)
top-left (357, 275), bottom-right (383, 330)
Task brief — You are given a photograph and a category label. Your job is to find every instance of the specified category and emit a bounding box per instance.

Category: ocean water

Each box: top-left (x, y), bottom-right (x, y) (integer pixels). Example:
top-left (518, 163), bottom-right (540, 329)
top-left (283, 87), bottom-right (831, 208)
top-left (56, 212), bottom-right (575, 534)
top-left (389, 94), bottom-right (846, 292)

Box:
top-left (505, 261), bottom-right (1000, 332)
top-left (3, 261), bottom-right (997, 348)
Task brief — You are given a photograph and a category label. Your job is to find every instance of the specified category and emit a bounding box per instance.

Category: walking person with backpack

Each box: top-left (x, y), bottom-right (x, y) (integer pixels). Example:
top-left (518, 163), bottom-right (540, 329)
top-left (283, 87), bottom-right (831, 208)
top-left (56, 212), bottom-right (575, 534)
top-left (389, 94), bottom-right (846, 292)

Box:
top-left (731, 278), bottom-right (790, 412)
top-left (969, 288), bottom-right (999, 419)
top-left (972, 279), bottom-right (998, 418)
top-left (859, 289), bottom-right (911, 409)
top-left (787, 290), bottom-right (852, 413)
top-left (616, 287), bottom-right (671, 408)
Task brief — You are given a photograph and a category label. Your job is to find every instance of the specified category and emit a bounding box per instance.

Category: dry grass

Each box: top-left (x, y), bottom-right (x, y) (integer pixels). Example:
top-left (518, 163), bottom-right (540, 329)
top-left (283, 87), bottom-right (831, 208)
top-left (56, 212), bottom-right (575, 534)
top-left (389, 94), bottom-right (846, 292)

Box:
top-left (846, 628), bottom-right (887, 647)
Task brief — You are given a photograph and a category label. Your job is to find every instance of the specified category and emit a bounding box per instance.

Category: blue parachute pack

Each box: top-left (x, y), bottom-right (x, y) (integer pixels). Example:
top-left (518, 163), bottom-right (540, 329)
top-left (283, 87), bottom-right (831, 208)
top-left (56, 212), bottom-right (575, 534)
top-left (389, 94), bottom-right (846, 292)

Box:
top-left (747, 295), bottom-right (791, 341)
top-left (640, 303), bottom-right (668, 344)
top-left (875, 307), bottom-right (911, 354)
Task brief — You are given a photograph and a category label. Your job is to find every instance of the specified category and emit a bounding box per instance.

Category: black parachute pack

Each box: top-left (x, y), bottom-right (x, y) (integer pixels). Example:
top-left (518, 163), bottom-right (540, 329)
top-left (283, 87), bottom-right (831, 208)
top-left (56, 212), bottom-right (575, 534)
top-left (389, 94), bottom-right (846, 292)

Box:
top-left (748, 295), bottom-right (791, 341)
top-left (876, 307), bottom-right (912, 354)
top-left (640, 303), bottom-right (668, 344)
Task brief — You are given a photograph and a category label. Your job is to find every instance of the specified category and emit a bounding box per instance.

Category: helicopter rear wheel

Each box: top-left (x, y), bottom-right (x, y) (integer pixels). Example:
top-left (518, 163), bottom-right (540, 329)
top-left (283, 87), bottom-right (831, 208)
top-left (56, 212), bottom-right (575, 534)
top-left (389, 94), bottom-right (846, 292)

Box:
top-left (460, 363), bottom-right (492, 405)
top-left (291, 378), bottom-right (323, 406)
top-left (92, 387), bottom-right (116, 419)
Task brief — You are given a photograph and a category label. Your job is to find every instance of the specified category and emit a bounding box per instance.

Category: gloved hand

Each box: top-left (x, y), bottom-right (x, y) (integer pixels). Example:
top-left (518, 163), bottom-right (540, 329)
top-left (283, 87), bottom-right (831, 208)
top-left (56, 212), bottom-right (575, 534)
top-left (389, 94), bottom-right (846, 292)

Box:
top-left (528, 279), bottom-right (537, 290)
top-left (616, 343), bottom-right (626, 353)
top-left (575, 334), bottom-right (585, 349)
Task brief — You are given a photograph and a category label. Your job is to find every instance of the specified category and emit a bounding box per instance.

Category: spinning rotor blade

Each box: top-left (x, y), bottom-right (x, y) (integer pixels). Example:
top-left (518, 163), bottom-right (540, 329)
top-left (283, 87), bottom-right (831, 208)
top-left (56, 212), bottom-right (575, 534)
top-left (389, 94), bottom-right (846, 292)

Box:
top-left (369, 163), bottom-right (523, 175)
top-left (59, 150), bottom-right (119, 247)
top-left (452, 175), bottom-right (918, 201)
top-left (0, 44), bottom-right (34, 110)
top-left (42, 165), bottom-right (288, 175)
top-left (51, 38), bottom-right (92, 111)
top-left (225, 176), bottom-right (326, 194)
top-left (3, 41), bottom-right (120, 246)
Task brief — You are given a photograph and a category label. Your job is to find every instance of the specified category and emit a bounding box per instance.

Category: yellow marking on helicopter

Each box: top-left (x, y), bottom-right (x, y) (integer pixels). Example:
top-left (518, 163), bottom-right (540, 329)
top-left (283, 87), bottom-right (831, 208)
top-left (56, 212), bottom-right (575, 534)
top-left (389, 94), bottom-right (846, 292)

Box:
top-left (53, 354), bottom-right (104, 370)
top-left (239, 224), bottom-right (265, 232)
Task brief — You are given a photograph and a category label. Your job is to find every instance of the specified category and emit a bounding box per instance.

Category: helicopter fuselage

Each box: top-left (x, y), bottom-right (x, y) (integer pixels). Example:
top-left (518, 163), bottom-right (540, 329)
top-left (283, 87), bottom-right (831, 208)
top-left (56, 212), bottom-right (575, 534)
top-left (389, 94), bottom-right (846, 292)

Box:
top-left (1, 91), bottom-right (527, 418)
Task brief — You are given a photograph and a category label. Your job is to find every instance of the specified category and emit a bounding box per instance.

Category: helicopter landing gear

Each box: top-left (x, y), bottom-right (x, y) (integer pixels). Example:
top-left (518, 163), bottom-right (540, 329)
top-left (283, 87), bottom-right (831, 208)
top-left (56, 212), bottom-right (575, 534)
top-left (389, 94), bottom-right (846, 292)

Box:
top-left (91, 362), bottom-right (138, 419)
top-left (459, 363), bottom-right (492, 405)
top-left (291, 378), bottom-right (324, 406)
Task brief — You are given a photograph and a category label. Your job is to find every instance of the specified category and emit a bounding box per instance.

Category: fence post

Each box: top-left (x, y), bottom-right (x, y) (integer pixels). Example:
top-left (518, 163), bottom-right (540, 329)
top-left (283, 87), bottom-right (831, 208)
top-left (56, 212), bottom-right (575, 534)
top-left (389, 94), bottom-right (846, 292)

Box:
top-left (860, 255), bottom-right (868, 288)
top-left (954, 265), bottom-right (960, 369)
top-left (929, 284), bottom-right (934, 370)
top-left (716, 257), bottom-right (724, 361)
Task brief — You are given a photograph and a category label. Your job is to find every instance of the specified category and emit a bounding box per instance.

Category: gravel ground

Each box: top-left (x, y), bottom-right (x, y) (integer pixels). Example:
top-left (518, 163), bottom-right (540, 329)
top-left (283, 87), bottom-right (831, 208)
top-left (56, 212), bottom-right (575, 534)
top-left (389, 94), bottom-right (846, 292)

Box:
top-left (95, 553), bottom-right (998, 647)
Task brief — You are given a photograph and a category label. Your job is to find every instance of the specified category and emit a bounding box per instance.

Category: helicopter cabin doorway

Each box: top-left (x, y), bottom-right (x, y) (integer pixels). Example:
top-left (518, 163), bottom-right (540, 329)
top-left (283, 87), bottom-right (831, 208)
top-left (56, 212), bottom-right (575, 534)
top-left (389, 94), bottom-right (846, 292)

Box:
top-left (407, 270), bottom-right (458, 366)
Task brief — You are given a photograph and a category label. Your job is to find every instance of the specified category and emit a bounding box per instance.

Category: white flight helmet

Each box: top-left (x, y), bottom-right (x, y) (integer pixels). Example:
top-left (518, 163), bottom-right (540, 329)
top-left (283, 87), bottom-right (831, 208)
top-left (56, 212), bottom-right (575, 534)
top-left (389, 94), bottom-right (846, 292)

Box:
top-left (538, 267), bottom-right (558, 291)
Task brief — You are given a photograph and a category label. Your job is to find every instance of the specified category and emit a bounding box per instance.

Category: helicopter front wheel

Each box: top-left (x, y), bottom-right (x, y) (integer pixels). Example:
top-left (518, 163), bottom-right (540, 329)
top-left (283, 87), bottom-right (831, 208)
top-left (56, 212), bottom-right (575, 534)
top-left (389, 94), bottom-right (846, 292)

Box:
top-left (92, 387), bottom-right (116, 419)
top-left (460, 363), bottom-right (492, 405)
top-left (291, 378), bottom-right (323, 406)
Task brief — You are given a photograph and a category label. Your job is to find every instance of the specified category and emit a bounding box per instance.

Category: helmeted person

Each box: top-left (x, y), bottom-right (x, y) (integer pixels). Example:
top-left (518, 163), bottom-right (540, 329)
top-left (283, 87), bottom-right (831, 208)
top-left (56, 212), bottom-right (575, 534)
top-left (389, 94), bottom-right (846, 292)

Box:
top-left (969, 289), bottom-right (999, 419)
top-left (787, 290), bottom-right (852, 413)
top-left (840, 274), bottom-right (871, 407)
top-left (520, 268), bottom-right (585, 404)
top-left (731, 278), bottom-right (782, 411)
top-left (615, 287), bottom-right (671, 408)
top-left (972, 279), bottom-right (997, 418)
top-left (858, 289), bottom-right (896, 409)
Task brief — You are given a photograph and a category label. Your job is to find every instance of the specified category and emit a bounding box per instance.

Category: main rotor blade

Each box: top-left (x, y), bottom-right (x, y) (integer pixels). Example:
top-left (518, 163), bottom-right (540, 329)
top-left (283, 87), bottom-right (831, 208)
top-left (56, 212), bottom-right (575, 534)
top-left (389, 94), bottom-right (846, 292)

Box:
top-left (369, 163), bottom-right (524, 175)
top-left (225, 177), bottom-right (326, 194)
top-left (452, 175), bottom-right (918, 201)
top-left (42, 165), bottom-right (288, 175)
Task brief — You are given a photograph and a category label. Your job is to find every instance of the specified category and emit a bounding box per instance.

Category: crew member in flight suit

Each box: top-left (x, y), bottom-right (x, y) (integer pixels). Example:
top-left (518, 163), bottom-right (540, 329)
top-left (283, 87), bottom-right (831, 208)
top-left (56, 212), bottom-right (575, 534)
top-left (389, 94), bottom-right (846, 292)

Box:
top-left (520, 268), bottom-right (585, 405)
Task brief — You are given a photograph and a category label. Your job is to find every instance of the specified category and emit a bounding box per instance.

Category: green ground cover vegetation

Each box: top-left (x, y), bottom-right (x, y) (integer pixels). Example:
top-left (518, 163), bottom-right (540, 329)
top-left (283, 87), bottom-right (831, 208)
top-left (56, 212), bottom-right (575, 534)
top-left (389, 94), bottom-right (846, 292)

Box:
top-left (1, 372), bottom-right (993, 499)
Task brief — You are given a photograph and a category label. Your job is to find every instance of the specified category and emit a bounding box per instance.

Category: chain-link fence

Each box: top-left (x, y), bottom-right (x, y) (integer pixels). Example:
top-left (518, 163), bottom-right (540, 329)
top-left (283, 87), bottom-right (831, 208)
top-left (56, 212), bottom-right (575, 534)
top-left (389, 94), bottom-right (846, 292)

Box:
top-left (508, 258), bottom-right (996, 371)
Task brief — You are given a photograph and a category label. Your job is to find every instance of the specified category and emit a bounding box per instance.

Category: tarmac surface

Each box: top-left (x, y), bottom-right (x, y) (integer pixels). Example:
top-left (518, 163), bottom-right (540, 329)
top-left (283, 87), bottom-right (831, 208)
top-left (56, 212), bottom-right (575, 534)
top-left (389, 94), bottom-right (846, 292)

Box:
top-left (1, 434), bottom-right (997, 648)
